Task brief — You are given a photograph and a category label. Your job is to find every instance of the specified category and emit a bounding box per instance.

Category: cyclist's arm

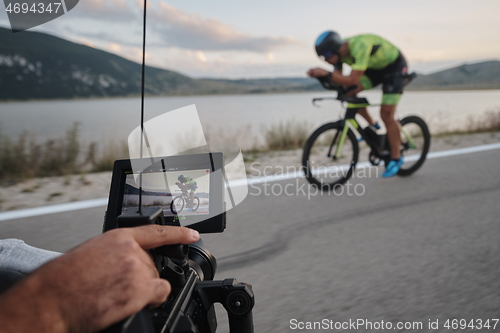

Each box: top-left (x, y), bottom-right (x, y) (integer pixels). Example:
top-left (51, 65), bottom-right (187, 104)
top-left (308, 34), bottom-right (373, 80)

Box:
top-left (331, 37), bottom-right (370, 86)
top-left (331, 70), bottom-right (364, 86)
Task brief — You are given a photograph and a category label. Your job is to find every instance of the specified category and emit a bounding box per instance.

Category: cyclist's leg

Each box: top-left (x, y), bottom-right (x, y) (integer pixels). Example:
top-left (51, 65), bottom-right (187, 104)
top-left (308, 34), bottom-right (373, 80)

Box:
top-left (355, 72), bottom-right (380, 126)
top-left (381, 53), bottom-right (407, 161)
top-left (189, 191), bottom-right (194, 207)
top-left (380, 102), bottom-right (401, 159)
top-left (358, 108), bottom-right (374, 126)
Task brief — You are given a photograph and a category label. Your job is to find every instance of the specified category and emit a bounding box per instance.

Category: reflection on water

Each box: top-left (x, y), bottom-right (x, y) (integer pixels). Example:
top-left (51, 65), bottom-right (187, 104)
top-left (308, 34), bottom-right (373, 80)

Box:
top-left (1, 90), bottom-right (499, 149)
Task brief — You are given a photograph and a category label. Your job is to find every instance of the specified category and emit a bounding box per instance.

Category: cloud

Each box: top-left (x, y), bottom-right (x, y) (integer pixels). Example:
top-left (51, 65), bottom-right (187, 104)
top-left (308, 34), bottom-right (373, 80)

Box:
top-left (147, 47), bottom-right (309, 78)
top-left (149, 2), bottom-right (296, 53)
top-left (63, 26), bottom-right (141, 48)
top-left (67, 0), bottom-right (139, 22)
top-left (60, 0), bottom-right (296, 54)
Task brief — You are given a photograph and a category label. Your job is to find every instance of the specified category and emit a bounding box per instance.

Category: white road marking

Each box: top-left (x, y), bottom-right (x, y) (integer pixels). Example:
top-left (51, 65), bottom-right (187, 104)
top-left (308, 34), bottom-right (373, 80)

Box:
top-left (1, 142), bottom-right (499, 221)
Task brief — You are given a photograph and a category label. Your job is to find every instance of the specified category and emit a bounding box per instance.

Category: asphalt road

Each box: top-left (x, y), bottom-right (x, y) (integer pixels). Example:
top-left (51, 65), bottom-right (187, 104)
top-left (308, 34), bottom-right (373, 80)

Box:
top-left (1, 148), bottom-right (499, 332)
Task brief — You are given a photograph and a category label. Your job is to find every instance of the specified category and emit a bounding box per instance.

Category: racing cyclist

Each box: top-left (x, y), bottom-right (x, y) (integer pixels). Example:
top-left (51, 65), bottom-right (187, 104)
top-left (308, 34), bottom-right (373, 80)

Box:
top-left (307, 31), bottom-right (409, 178)
top-left (176, 175), bottom-right (198, 211)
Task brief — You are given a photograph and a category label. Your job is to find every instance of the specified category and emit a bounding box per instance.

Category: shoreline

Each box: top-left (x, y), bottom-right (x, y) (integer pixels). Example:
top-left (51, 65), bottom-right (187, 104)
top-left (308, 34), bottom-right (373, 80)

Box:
top-left (1, 87), bottom-right (500, 104)
top-left (1, 131), bottom-right (499, 212)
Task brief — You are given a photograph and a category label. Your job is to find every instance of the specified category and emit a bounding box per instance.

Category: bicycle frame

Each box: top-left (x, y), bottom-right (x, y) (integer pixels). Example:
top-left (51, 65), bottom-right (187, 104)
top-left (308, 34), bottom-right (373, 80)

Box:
top-left (313, 74), bottom-right (422, 161)
top-left (303, 73), bottom-right (428, 187)
top-left (330, 104), bottom-right (419, 160)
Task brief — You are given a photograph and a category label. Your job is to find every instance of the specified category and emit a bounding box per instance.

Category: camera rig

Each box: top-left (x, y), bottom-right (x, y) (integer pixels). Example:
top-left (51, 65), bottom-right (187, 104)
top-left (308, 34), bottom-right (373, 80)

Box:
top-left (102, 153), bottom-right (254, 333)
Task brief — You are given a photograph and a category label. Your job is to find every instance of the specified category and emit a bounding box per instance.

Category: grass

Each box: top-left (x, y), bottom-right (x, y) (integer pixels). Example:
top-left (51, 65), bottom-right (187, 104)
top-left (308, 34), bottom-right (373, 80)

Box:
top-left (465, 108), bottom-right (500, 133)
top-left (2, 108), bottom-right (498, 185)
top-left (0, 122), bottom-right (128, 185)
top-left (262, 120), bottom-right (311, 151)
top-left (432, 108), bottom-right (500, 137)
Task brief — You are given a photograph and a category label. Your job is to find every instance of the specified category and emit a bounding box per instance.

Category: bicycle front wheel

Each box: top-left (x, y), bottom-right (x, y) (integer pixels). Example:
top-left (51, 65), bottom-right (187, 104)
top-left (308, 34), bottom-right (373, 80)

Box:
top-left (170, 196), bottom-right (184, 214)
top-left (397, 115), bottom-right (431, 176)
top-left (192, 197), bottom-right (200, 211)
top-left (302, 122), bottom-right (359, 190)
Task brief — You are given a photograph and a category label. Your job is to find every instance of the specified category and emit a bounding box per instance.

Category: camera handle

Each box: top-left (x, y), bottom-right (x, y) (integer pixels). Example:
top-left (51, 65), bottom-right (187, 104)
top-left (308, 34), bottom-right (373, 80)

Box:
top-left (104, 279), bottom-right (255, 333)
top-left (193, 279), bottom-right (255, 333)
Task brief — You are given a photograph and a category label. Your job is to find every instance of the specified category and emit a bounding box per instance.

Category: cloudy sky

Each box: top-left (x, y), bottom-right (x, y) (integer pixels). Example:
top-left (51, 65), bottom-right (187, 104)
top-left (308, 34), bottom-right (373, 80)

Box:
top-left (1, 0), bottom-right (499, 78)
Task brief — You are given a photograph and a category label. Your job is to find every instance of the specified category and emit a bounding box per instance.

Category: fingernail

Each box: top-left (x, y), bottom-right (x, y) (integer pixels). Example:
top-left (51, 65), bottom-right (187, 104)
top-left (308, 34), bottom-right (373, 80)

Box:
top-left (190, 229), bottom-right (200, 241)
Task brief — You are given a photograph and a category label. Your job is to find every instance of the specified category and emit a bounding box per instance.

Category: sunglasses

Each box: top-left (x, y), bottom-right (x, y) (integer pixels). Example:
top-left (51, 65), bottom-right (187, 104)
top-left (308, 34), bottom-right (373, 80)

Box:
top-left (322, 50), bottom-right (334, 59)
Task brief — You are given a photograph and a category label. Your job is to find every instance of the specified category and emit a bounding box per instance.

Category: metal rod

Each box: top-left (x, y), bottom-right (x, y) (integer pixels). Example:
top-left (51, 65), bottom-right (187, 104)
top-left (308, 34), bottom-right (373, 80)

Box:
top-left (138, 0), bottom-right (147, 213)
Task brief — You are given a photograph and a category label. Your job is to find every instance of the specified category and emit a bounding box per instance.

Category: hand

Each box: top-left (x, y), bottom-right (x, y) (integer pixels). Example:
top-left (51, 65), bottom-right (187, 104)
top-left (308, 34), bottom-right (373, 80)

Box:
top-left (307, 67), bottom-right (330, 78)
top-left (0, 225), bottom-right (200, 333)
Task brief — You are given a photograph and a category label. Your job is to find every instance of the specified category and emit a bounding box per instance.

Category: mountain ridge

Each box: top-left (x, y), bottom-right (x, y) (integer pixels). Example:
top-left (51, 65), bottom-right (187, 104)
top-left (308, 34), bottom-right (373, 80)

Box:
top-left (1, 27), bottom-right (499, 100)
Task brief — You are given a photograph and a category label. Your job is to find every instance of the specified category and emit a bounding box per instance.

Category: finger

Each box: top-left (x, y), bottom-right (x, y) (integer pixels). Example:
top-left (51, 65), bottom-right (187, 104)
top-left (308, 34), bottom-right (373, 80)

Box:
top-left (146, 279), bottom-right (171, 308)
top-left (96, 278), bottom-right (171, 330)
top-left (129, 225), bottom-right (200, 250)
top-left (134, 247), bottom-right (160, 279)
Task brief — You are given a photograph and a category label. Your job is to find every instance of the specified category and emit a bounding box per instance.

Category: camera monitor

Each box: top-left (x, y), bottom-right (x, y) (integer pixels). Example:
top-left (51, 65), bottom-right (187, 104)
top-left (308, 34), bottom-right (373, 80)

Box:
top-left (104, 152), bottom-right (226, 234)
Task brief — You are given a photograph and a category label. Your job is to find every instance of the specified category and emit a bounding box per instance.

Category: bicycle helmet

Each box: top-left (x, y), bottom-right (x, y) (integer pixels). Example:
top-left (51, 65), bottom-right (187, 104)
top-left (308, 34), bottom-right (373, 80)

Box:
top-left (178, 175), bottom-right (186, 182)
top-left (315, 31), bottom-right (342, 59)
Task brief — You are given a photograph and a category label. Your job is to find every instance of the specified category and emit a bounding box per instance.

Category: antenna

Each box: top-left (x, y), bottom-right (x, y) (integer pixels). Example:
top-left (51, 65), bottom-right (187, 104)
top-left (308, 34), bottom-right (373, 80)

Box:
top-left (138, 0), bottom-right (147, 214)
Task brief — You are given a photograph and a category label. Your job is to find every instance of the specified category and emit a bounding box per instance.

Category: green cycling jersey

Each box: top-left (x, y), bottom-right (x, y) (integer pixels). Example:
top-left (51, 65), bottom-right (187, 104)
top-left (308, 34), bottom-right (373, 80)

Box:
top-left (341, 34), bottom-right (400, 71)
top-left (183, 177), bottom-right (196, 185)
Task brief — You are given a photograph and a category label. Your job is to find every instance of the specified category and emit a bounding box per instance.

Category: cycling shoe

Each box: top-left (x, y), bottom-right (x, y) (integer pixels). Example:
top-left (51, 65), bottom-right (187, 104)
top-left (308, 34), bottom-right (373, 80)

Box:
top-left (382, 157), bottom-right (404, 178)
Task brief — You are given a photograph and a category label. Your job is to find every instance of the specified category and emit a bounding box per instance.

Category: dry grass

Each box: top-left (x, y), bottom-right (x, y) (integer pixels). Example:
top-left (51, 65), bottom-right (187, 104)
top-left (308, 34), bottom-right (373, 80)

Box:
top-left (434, 108), bottom-right (500, 137)
top-left (262, 120), bottom-right (311, 151)
top-left (466, 108), bottom-right (500, 133)
top-left (2, 109), bottom-right (498, 185)
top-left (0, 122), bottom-right (128, 184)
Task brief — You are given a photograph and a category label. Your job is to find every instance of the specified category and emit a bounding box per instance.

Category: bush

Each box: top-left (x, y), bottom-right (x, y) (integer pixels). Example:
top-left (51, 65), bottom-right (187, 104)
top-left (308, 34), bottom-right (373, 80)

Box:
top-left (264, 120), bottom-right (311, 151)
top-left (466, 108), bottom-right (500, 133)
top-left (0, 123), bottom-right (127, 184)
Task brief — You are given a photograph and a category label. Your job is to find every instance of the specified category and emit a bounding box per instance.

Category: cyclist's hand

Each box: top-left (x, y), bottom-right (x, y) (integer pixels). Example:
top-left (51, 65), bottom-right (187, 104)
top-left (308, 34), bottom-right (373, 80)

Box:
top-left (307, 68), bottom-right (330, 78)
top-left (0, 225), bottom-right (200, 333)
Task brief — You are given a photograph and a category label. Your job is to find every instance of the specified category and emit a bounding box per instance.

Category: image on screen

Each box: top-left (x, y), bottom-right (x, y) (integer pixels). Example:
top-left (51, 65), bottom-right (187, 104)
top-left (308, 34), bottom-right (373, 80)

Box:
top-left (122, 168), bottom-right (211, 217)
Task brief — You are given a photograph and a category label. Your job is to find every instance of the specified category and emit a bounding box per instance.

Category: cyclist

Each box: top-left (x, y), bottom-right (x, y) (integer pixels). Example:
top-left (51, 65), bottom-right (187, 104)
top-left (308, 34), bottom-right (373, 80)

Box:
top-left (307, 31), bottom-right (408, 178)
top-left (176, 175), bottom-right (198, 211)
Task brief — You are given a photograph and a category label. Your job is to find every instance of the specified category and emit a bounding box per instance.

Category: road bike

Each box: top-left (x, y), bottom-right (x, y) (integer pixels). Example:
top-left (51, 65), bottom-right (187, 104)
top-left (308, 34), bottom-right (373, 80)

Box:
top-left (302, 74), bottom-right (430, 190)
top-left (170, 189), bottom-right (200, 214)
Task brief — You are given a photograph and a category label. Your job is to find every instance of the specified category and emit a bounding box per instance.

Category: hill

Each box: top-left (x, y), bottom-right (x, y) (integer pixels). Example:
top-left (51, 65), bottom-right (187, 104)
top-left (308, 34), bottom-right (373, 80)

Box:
top-left (0, 27), bottom-right (253, 100)
top-left (409, 60), bottom-right (500, 90)
top-left (1, 27), bottom-right (499, 100)
top-left (0, 27), bottom-right (322, 100)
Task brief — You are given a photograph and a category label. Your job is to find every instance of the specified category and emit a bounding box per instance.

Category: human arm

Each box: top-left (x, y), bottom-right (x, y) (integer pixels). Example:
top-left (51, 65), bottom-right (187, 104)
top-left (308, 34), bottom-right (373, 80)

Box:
top-left (330, 69), bottom-right (364, 86)
top-left (307, 67), bottom-right (364, 87)
top-left (0, 239), bottom-right (61, 274)
top-left (0, 225), bottom-right (200, 333)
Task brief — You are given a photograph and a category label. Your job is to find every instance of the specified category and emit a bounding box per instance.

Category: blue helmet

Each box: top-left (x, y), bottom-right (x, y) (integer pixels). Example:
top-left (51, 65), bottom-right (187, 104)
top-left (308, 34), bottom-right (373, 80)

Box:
top-left (315, 31), bottom-right (342, 59)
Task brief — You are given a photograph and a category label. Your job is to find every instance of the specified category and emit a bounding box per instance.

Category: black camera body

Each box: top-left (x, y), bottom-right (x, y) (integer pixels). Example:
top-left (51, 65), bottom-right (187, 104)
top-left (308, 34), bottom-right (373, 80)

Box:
top-left (102, 153), bottom-right (254, 333)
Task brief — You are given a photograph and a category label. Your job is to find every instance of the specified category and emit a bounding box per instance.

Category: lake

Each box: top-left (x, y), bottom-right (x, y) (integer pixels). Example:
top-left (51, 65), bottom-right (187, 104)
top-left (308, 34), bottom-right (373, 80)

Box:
top-left (1, 90), bottom-right (499, 150)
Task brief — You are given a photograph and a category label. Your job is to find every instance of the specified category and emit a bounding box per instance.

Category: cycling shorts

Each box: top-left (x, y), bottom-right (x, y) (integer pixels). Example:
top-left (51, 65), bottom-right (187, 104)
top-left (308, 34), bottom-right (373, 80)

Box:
top-left (187, 183), bottom-right (198, 193)
top-left (359, 52), bottom-right (408, 105)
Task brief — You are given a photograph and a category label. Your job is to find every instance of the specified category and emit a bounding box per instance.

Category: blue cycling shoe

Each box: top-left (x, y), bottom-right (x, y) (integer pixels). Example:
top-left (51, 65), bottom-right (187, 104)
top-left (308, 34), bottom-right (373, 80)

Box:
top-left (382, 157), bottom-right (404, 178)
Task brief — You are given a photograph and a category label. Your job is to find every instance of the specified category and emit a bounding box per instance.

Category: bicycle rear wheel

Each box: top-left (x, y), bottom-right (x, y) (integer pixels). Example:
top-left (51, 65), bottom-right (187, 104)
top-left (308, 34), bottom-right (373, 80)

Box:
top-left (302, 122), bottom-right (359, 190)
top-left (170, 196), bottom-right (184, 214)
top-left (397, 115), bottom-right (431, 176)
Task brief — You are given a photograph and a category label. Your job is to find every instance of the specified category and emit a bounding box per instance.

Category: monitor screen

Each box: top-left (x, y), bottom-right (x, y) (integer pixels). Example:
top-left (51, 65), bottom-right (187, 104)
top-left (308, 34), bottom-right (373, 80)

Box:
top-left (122, 168), bottom-right (211, 217)
top-left (104, 153), bottom-right (226, 233)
